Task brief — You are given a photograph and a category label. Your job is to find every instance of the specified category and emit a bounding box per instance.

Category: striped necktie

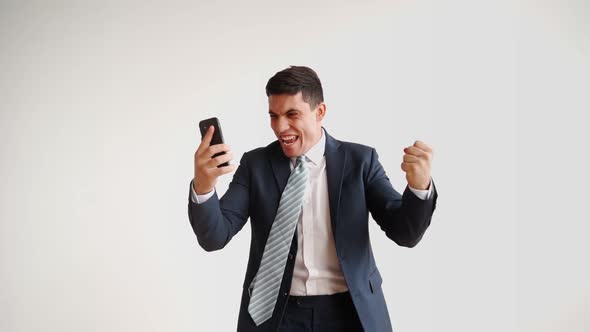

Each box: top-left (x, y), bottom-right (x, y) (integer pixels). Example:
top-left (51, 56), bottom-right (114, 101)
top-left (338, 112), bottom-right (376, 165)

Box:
top-left (248, 155), bottom-right (308, 326)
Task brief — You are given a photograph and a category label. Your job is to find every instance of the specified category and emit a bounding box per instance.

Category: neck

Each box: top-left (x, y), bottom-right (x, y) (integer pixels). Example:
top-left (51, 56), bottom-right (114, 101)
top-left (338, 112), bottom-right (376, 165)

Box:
top-left (311, 127), bottom-right (323, 146)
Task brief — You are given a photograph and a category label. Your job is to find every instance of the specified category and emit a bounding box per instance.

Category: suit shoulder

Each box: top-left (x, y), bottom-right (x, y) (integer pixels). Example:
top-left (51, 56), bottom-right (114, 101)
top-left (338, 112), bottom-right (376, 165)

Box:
top-left (239, 141), bottom-right (280, 163)
top-left (337, 140), bottom-right (376, 158)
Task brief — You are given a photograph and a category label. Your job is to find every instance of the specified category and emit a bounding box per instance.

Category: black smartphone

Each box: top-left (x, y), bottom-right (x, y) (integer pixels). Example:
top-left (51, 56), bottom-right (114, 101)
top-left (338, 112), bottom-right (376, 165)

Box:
top-left (199, 117), bottom-right (229, 168)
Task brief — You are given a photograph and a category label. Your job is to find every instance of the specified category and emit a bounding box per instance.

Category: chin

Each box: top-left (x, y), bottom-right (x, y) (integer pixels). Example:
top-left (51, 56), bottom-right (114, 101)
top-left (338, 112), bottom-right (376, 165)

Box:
top-left (282, 149), bottom-right (297, 158)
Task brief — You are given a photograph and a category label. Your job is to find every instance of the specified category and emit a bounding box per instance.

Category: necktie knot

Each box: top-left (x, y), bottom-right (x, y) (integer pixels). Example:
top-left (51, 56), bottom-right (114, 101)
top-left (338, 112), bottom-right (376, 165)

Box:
top-left (295, 155), bottom-right (306, 168)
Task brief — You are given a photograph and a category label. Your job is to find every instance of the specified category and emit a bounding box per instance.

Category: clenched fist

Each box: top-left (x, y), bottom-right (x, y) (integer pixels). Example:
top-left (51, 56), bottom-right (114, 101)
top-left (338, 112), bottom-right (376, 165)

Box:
top-left (193, 126), bottom-right (237, 195)
top-left (401, 140), bottom-right (433, 190)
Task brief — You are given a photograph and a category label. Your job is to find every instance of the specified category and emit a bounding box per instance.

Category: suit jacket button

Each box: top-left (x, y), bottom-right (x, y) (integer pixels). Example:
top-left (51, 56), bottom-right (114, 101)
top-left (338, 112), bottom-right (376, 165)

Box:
top-left (288, 254), bottom-right (294, 260)
top-left (284, 292), bottom-right (288, 296)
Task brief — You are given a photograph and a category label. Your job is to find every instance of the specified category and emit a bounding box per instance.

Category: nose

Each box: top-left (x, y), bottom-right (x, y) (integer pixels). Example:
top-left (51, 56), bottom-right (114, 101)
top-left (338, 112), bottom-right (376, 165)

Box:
top-left (275, 117), bottom-right (289, 133)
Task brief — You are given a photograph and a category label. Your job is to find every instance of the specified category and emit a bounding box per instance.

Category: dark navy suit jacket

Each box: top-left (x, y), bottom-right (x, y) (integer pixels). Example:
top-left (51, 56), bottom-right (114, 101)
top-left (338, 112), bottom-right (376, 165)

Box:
top-left (188, 130), bottom-right (438, 331)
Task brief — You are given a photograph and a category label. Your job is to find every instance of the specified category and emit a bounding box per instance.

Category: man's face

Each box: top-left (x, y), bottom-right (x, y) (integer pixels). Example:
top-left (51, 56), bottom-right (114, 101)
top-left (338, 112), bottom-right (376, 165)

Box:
top-left (268, 91), bottom-right (325, 158)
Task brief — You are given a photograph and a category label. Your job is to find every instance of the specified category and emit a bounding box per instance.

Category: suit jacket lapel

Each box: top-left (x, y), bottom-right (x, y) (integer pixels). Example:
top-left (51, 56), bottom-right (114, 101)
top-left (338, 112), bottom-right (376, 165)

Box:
top-left (324, 130), bottom-right (346, 233)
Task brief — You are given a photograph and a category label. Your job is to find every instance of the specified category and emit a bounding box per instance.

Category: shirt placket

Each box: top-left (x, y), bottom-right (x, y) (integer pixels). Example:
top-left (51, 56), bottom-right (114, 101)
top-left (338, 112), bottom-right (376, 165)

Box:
top-left (302, 164), bottom-right (317, 295)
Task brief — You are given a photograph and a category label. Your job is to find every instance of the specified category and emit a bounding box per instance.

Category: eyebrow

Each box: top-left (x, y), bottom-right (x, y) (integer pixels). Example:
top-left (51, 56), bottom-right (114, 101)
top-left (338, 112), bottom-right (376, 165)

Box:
top-left (268, 108), bottom-right (302, 115)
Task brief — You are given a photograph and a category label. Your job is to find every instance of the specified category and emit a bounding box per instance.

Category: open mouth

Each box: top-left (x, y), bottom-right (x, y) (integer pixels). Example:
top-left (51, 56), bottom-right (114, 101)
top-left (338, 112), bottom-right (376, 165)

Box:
top-left (281, 135), bottom-right (299, 146)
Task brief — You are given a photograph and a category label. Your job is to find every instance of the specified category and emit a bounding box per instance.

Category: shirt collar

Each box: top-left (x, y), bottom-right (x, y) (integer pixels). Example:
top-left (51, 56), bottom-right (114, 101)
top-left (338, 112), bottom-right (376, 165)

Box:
top-left (291, 128), bottom-right (325, 166)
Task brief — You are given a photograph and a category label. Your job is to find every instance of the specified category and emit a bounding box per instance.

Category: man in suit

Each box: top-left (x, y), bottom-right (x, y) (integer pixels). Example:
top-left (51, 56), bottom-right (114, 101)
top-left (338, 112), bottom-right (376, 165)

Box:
top-left (188, 66), bottom-right (438, 331)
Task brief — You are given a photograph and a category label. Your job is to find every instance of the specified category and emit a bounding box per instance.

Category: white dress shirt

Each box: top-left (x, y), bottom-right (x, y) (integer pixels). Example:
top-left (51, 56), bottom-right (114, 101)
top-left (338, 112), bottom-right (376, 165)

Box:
top-left (191, 130), bottom-right (433, 295)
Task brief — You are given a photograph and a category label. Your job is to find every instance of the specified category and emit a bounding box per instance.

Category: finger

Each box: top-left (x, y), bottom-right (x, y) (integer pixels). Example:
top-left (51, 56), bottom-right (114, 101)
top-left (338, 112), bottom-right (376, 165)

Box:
top-left (197, 126), bottom-right (215, 154)
top-left (403, 146), bottom-right (428, 158)
top-left (212, 164), bottom-right (238, 176)
top-left (413, 140), bottom-right (433, 153)
top-left (206, 151), bottom-right (234, 168)
top-left (401, 161), bottom-right (417, 173)
top-left (207, 143), bottom-right (232, 158)
top-left (403, 154), bottom-right (420, 163)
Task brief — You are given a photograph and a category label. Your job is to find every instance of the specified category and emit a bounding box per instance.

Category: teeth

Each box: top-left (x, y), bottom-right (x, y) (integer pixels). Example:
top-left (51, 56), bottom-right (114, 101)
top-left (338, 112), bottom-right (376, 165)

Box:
top-left (281, 135), bottom-right (297, 145)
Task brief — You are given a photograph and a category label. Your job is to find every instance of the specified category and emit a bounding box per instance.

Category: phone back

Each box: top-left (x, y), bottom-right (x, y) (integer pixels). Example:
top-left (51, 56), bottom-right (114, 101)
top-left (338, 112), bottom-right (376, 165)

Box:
top-left (198, 117), bottom-right (228, 167)
top-left (199, 117), bottom-right (224, 145)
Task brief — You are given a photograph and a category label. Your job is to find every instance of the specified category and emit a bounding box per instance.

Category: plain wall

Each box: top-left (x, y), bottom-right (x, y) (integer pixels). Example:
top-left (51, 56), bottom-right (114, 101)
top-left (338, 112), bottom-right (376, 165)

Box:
top-left (1, 0), bottom-right (588, 331)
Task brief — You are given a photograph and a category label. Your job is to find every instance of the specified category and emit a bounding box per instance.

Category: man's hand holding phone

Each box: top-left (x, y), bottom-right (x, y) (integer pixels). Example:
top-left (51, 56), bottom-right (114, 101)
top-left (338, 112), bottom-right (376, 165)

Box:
top-left (193, 125), bottom-right (236, 195)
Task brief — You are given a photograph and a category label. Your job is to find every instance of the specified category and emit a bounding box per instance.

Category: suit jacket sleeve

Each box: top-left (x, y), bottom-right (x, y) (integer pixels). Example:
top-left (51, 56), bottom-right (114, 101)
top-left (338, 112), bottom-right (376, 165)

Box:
top-left (187, 152), bottom-right (251, 251)
top-left (365, 148), bottom-right (438, 248)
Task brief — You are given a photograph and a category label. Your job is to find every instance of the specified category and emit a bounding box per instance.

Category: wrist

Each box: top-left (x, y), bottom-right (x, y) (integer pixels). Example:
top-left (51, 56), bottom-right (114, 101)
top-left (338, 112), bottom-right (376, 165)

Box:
top-left (193, 179), bottom-right (212, 195)
top-left (409, 180), bottom-right (429, 190)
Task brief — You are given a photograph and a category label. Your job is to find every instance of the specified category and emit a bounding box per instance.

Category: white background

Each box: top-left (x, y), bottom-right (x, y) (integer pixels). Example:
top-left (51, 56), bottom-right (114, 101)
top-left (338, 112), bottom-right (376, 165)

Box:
top-left (1, 0), bottom-right (588, 331)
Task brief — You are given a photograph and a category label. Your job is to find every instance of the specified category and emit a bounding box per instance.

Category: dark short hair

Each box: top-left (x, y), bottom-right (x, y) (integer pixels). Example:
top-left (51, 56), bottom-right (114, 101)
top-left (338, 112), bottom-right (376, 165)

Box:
top-left (265, 66), bottom-right (324, 109)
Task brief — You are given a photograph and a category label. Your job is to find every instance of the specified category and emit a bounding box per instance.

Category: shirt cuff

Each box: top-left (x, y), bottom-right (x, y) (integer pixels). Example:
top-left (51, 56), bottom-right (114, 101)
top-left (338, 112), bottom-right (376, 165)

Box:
top-left (408, 179), bottom-right (433, 200)
top-left (190, 180), bottom-right (215, 204)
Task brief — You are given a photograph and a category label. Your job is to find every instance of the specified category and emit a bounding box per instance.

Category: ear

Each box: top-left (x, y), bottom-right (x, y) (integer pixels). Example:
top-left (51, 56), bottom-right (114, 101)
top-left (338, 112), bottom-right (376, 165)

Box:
top-left (315, 102), bottom-right (326, 122)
